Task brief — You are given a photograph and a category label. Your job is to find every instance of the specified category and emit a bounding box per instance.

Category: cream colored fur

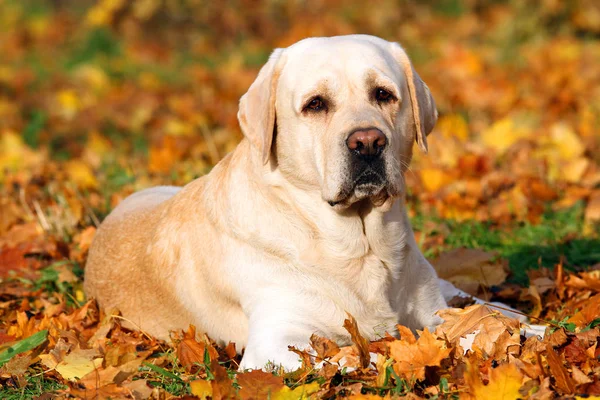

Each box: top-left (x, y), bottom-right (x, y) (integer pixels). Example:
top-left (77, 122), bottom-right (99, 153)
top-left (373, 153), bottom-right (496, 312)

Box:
top-left (85, 35), bottom-right (474, 370)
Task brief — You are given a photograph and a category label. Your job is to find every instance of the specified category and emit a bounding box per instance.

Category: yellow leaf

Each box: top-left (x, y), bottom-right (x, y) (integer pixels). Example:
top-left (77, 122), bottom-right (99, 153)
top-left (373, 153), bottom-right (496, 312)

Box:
top-left (0, 130), bottom-right (45, 179)
top-left (561, 157), bottom-right (590, 183)
top-left (272, 382), bottom-right (321, 400)
top-left (420, 168), bottom-right (452, 192)
top-left (56, 89), bottom-right (80, 120)
top-left (480, 117), bottom-right (530, 154)
top-left (74, 65), bottom-right (109, 92)
top-left (66, 160), bottom-right (98, 189)
top-left (437, 114), bottom-right (469, 141)
top-left (190, 380), bottom-right (213, 399)
top-left (55, 349), bottom-right (102, 381)
top-left (550, 123), bottom-right (584, 159)
top-left (465, 361), bottom-right (524, 400)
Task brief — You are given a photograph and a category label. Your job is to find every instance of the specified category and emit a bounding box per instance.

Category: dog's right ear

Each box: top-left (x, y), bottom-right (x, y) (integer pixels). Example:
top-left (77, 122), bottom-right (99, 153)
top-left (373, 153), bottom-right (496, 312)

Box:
top-left (238, 49), bottom-right (287, 165)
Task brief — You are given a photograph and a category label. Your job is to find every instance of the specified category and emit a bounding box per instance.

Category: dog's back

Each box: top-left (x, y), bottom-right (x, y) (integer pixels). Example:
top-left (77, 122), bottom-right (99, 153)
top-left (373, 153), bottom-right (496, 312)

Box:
top-left (84, 185), bottom-right (196, 338)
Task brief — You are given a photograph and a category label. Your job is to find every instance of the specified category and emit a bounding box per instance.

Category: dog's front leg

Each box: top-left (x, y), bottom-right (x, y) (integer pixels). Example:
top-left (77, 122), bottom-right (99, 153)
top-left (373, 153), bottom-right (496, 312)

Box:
top-left (393, 240), bottom-right (448, 330)
top-left (239, 298), bottom-right (315, 372)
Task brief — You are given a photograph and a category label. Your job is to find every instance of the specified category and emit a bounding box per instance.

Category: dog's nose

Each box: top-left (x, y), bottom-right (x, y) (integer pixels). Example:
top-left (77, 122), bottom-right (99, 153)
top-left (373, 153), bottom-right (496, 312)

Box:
top-left (346, 128), bottom-right (387, 157)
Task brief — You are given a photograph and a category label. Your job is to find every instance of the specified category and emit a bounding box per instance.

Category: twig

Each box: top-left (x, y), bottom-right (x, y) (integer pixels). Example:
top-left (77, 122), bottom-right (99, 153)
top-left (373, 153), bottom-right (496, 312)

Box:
top-left (483, 302), bottom-right (559, 329)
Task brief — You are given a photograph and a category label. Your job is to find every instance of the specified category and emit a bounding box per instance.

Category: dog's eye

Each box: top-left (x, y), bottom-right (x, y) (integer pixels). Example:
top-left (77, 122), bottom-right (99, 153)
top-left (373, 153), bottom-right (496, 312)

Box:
top-left (375, 88), bottom-right (394, 103)
top-left (304, 97), bottom-right (326, 112)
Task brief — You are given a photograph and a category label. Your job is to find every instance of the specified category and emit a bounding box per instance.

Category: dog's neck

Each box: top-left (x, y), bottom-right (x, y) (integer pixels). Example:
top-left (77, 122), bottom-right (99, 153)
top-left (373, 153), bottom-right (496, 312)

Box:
top-left (202, 142), bottom-right (412, 270)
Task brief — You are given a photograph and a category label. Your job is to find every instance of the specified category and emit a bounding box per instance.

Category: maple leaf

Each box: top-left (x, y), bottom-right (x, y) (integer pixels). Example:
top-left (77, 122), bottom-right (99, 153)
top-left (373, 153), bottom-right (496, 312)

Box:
top-left (389, 328), bottom-right (451, 381)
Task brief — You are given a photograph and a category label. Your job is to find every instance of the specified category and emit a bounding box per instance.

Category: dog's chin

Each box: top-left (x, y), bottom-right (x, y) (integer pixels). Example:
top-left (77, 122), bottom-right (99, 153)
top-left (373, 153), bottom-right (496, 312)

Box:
top-left (326, 182), bottom-right (398, 212)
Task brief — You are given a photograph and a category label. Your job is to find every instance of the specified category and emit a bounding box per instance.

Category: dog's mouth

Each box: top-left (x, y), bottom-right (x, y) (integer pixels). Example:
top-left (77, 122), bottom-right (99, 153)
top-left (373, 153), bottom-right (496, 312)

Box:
top-left (327, 166), bottom-right (393, 208)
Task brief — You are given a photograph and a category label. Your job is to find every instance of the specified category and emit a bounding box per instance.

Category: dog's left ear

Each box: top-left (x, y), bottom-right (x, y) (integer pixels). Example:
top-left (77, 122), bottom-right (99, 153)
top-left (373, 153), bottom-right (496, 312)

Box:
top-left (238, 49), bottom-right (287, 164)
top-left (390, 43), bottom-right (438, 153)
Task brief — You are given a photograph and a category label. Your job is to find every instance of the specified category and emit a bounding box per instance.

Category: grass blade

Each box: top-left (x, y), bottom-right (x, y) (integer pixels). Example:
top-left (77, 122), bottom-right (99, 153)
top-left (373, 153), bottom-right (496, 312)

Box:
top-left (143, 362), bottom-right (184, 382)
top-left (0, 330), bottom-right (48, 367)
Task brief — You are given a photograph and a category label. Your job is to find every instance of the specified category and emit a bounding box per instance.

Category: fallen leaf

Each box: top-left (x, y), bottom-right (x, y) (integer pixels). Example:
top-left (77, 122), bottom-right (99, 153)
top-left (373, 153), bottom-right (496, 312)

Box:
top-left (177, 325), bottom-right (219, 372)
top-left (272, 381), bottom-right (321, 400)
top-left (54, 348), bottom-right (102, 381)
top-left (343, 313), bottom-right (371, 369)
top-left (389, 328), bottom-right (451, 381)
top-left (190, 379), bottom-right (213, 399)
top-left (310, 334), bottom-right (340, 361)
top-left (545, 344), bottom-right (576, 395)
top-left (237, 369), bottom-right (284, 400)
top-left (464, 361), bottom-right (524, 400)
top-left (432, 248), bottom-right (508, 296)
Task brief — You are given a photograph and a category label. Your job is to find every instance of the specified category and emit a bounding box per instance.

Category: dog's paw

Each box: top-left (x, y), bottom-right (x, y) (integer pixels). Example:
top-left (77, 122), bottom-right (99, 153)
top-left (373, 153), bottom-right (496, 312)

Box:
top-left (239, 347), bottom-right (304, 372)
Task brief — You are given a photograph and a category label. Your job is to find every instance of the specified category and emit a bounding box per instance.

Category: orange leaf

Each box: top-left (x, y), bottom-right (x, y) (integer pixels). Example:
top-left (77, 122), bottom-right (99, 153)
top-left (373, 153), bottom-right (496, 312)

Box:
top-left (237, 369), bottom-right (285, 400)
top-left (310, 333), bottom-right (340, 361)
top-left (176, 325), bottom-right (219, 372)
top-left (343, 313), bottom-right (371, 369)
top-left (545, 344), bottom-right (576, 395)
top-left (389, 328), bottom-right (451, 381)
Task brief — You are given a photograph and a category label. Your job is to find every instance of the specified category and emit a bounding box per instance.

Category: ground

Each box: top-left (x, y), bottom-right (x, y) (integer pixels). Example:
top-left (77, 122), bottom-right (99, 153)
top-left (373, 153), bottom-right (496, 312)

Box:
top-left (0, 0), bottom-right (600, 398)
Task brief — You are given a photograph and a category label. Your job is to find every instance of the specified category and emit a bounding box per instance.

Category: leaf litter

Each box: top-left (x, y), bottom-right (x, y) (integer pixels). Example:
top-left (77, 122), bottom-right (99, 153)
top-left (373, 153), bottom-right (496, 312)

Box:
top-left (0, 0), bottom-right (600, 398)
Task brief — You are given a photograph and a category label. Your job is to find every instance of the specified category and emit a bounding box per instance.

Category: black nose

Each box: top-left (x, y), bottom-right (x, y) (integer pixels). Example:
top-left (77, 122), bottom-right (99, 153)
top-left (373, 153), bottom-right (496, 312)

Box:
top-left (346, 128), bottom-right (387, 158)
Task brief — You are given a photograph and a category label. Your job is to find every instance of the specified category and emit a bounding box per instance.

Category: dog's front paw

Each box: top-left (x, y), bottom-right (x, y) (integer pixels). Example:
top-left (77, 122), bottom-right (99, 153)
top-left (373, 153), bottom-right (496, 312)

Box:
top-left (239, 346), bottom-right (305, 372)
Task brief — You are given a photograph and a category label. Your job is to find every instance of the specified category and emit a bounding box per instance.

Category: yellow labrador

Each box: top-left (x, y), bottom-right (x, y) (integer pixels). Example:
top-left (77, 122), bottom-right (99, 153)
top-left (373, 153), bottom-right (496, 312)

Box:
top-left (85, 35), bottom-right (475, 370)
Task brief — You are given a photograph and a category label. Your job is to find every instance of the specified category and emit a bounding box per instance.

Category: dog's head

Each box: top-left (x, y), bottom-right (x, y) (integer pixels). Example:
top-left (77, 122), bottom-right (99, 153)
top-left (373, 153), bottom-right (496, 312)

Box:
top-left (238, 35), bottom-right (437, 210)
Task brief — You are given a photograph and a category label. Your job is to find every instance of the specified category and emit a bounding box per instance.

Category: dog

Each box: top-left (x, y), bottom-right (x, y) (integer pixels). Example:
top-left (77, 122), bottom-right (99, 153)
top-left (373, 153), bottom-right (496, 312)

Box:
top-left (85, 35), bottom-right (498, 371)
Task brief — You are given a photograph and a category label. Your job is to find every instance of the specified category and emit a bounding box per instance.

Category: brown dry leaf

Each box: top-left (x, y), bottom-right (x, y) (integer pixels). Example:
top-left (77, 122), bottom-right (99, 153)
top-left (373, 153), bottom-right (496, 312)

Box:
top-left (571, 365), bottom-right (592, 385)
top-left (585, 190), bottom-right (600, 224)
top-left (329, 345), bottom-right (361, 369)
top-left (436, 304), bottom-right (520, 344)
top-left (528, 377), bottom-right (553, 400)
top-left (210, 359), bottom-right (236, 400)
top-left (432, 248), bottom-right (508, 296)
top-left (389, 328), bottom-right (451, 381)
top-left (177, 325), bottom-right (219, 372)
top-left (310, 333), bottom-right (340, 361)
top-left (236, 369), bottom-right (285, 400)
top-left (545, 344), bottom-right (576, 395)
top-left (521, 284), bottom-right (543, 318)
top-left (122, 379), bottom-right (153, 400)
top-left (545, 328), bottom-right (568, 347)
top-left (343, 313), bottom-right (371, 369)
top-left (568, 293), bottom-right (600, 327)
top-left (68, 382), bottom-right (130, 399)
top-left (79, 355), bottom-right (147, 389)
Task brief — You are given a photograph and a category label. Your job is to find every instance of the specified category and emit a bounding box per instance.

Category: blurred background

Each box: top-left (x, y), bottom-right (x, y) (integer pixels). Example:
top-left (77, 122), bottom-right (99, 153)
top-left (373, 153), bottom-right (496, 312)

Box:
top-left (1, 0), bottom-right (599, 282)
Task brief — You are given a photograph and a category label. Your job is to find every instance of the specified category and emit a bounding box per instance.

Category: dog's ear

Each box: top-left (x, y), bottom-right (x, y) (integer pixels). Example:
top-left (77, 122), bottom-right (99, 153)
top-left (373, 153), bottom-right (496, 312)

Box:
top-left (238, 49), bottom-right (286, 164)
top-left (390, 43), bottom-right (438, 153)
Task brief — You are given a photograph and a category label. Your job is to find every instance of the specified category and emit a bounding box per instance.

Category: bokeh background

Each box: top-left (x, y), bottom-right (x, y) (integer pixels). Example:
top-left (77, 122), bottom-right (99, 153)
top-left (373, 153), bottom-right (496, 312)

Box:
top-left (1, 1), bottom-right (600, 397)
top-left (1, 0), bottom-right (599, 282)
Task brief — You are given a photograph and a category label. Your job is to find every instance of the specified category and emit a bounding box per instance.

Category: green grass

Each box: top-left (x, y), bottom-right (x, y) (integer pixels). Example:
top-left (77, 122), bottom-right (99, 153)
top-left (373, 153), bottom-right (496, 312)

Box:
top-left (414, 202), bottom-right (600, 284)
top-left (0, 374), bottom-right (66, 400)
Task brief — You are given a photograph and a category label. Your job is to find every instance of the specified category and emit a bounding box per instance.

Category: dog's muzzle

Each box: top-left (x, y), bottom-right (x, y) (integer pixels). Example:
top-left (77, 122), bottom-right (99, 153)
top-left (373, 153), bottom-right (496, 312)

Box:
top-left (347, 127), bottom-right (388, 192)
top-left (327, 128), bottom-right (390, 207)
